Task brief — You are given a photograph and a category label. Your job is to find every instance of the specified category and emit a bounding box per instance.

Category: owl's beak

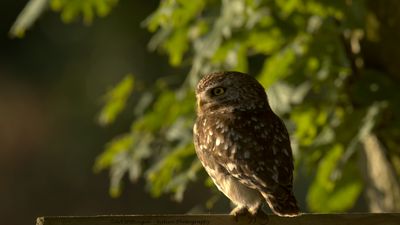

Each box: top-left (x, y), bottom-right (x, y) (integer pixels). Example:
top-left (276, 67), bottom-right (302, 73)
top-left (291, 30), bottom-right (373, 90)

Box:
top-left (197, 92), bottom-right (210, 113)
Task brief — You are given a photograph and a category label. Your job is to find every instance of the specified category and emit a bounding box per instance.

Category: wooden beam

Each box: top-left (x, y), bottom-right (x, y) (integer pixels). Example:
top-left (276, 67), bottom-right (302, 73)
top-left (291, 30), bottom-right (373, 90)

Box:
top-left (36, 214), bottom-right (400, 225)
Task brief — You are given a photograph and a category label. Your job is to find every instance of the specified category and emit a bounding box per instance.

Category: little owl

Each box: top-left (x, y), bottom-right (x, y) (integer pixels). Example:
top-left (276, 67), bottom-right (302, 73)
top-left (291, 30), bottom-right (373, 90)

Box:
top-left (193, 71), bottom-right (299, 217)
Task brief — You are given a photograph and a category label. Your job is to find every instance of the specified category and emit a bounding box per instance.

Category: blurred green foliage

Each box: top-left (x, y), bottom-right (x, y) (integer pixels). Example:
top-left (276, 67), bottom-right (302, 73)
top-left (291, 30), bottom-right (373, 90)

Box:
top-left (13, 0), bottom-right (400, 213)
top-left (50, 0), bottom-right (118, 24)
top-left (98, 74), bottom-right (135, 126)
top-left (10, 0), bottom-right (117, 37)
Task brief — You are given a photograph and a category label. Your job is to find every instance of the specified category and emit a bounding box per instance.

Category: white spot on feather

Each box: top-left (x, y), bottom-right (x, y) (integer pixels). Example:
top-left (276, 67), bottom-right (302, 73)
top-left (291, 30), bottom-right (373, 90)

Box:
top-left (223, 143), bottom-right (229, 150)
top-left (227, 163), bottom-right (236, 171)
top-left (231, 146), bottom-right (237, 155)
top-left (244, 151), bottom-right (250, 159)
top-left (216, 137), bottom-right (221, 146)
top-left (206, 135), bottom-right (211, 144)
top-left (254, 176), bottom-right (267, 187)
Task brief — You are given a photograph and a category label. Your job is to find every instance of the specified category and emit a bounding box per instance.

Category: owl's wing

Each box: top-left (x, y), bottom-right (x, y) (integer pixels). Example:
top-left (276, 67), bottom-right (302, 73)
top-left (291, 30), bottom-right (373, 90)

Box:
top-left (214, 112), bottom-right (294, 195)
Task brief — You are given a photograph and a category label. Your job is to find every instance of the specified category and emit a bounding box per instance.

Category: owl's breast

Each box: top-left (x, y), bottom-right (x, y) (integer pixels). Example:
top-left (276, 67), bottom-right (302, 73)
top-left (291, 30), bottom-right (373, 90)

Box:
top-left (194, 115), bottom-right (235, 156)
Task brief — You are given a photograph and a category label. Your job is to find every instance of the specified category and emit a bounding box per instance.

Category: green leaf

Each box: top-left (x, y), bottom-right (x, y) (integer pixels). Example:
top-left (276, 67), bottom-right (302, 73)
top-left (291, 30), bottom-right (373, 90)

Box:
top-left (145, 0), bottom-right (206, 31)
top-left (163, 27), bottom-right (189, 66)
top-left (98, 74), bottom-right (135, 126)
top-left (146, 143), bottom-right (195, 199)
top-left (291, 107), bottom-right (327, 146)
top-left (211, 41), bottom-right (248, 71)
top-left (276, 0), bottom-right (302, 18)
top-left (132, 89), bottom-right (195, 133)
top-left (50, 0), bottom-right (118, 24)
top-left (9, 0), bottom-right (49, 38)
top-left (109, 150), bottom-right (130, 198)
top-left (164, 160), bottom-right (202, 201)
top-left (246, 29), bottom-right (285, 54)
top-left (258, 48), bottom-right (296, 88)
top-left (307, 144), bottom-right (363, 212)
top-left (93, 133), bottom-right (133, 173)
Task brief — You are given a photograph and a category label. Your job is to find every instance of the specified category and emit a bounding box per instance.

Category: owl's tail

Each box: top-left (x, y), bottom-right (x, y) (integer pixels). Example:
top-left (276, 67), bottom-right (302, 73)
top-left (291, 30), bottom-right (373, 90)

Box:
top-left (262, 191), bottom-right (300, 217)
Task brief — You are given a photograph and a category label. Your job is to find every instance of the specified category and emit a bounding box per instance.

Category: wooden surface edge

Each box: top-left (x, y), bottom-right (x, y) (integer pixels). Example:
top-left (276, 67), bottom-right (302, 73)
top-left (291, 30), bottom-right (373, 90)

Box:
top-left (36, 213), bottom-right (400, 225)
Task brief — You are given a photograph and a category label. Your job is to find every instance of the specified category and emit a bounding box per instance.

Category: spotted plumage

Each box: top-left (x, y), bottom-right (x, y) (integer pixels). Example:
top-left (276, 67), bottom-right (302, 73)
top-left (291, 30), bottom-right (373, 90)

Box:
top-left (193, 71), bottom-right (299, 217)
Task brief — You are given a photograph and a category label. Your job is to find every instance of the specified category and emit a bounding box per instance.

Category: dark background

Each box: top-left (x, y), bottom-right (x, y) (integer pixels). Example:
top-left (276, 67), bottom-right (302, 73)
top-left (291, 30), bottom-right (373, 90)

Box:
top-left (0, 1), bottom-right (218, 225)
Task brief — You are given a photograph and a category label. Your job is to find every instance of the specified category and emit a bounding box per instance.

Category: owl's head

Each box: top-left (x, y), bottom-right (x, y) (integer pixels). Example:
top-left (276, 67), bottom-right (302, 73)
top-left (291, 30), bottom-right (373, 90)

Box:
top-left (195, 71), bottom-right (269, 115)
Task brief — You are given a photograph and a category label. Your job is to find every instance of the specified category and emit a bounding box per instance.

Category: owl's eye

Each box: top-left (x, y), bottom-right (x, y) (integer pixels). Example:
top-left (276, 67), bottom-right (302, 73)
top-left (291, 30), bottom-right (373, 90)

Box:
top-left (211, 87), bottom-right (225, 96)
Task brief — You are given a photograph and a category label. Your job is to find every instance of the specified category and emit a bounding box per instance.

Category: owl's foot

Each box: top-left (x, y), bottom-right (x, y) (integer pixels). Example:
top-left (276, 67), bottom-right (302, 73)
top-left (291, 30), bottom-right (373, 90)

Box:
top-left (248, 205), bottom-right (269, 224)
top-left (230, 206), bottom-right (249, 222)
top-left (231, 206), bottom-right (269, 225)
top-left (230, 206), bottom-right (248, 216)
